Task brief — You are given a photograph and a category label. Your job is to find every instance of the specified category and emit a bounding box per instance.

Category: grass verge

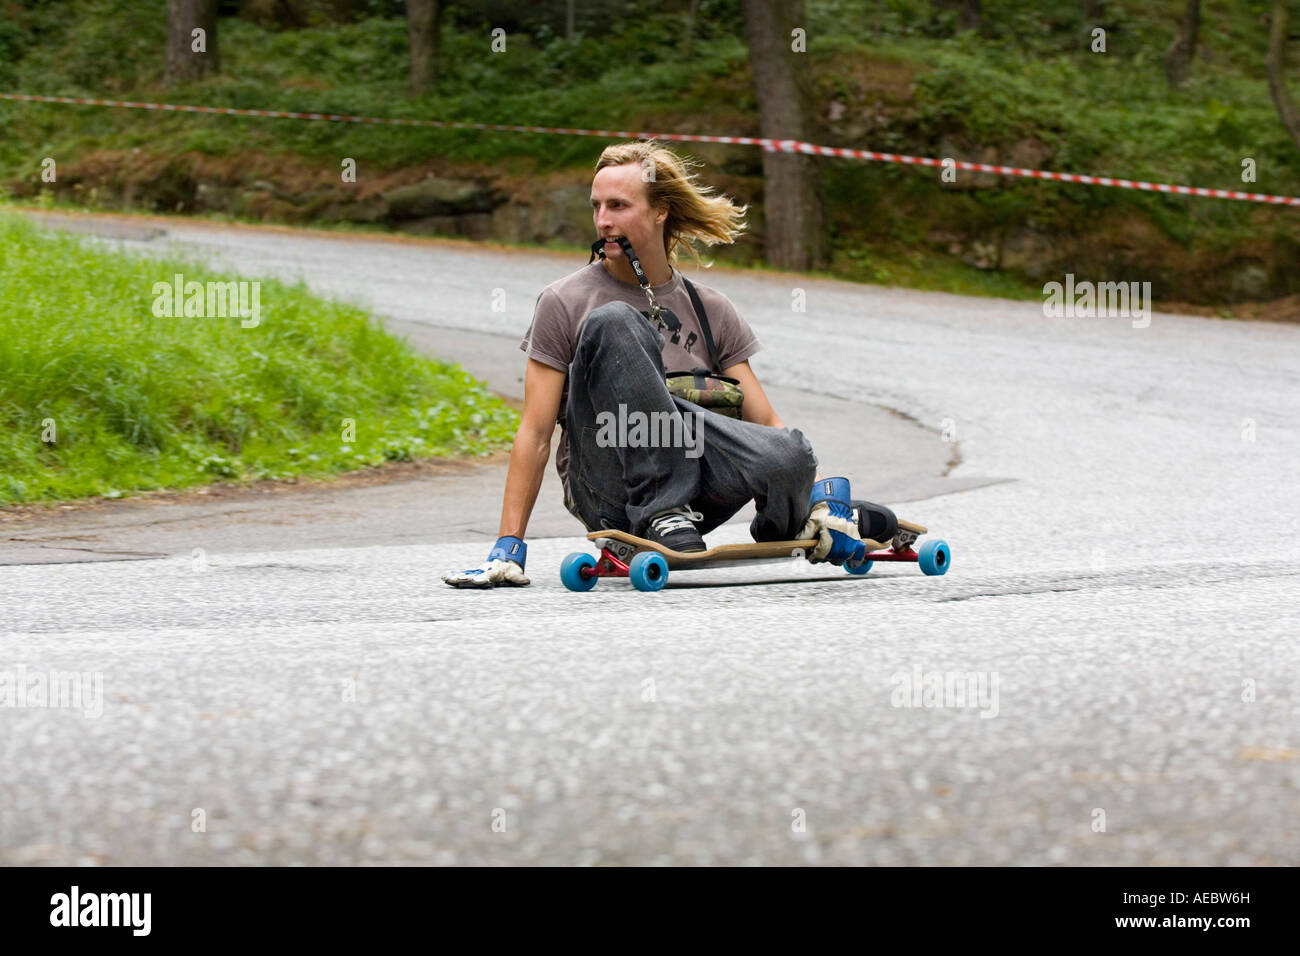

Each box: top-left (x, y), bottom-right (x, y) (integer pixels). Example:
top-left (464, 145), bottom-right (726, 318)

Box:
top-left (0, 208), bottom-right (518, 506)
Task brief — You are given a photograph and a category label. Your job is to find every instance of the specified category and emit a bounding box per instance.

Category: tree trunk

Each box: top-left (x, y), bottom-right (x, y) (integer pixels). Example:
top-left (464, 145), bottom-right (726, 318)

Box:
top-left (566, 0), bottom-right (576, 43)
top-left (685, 0), bottom-right (700, 58)
top-left (1164, 0), bottom-right (1200, 89)
top-left (165, 0), bottom-right (219, 84)
top-left (407, 0), bottom-right (442, 94)
top-left (1267, 0), bottom-right (1300, 152)
top-left (740, 0), bottom-right (827, 271)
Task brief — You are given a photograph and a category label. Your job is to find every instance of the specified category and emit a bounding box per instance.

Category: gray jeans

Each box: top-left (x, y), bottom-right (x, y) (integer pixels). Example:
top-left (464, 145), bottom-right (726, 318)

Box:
top-left (564, 302), bottom-right (818, 541)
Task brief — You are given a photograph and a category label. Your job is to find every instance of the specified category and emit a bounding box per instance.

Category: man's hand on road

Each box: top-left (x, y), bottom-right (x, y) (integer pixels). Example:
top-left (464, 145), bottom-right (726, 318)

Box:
top-left (443, 536), bottom-right (530, 588)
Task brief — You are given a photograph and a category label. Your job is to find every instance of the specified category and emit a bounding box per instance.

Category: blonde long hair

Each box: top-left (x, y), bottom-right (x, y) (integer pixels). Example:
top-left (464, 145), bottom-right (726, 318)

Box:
top-left (594, 140), bottom-right (748, 266)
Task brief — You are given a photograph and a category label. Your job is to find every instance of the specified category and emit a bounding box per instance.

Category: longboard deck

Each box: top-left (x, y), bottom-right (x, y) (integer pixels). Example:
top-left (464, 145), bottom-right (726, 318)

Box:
top-left (587, 530), bottom-right (892, 570)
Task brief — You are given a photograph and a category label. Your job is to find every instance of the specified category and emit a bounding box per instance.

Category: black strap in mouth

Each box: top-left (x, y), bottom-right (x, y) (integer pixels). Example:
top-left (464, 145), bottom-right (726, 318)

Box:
top-left (588, 235), bottom-right (678, 332)
top-left (590, 236), bottom-right (646, 282)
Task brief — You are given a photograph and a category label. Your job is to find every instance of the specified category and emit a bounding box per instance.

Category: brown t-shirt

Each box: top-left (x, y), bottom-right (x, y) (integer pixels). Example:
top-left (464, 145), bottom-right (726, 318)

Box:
top-left (518, 260), bottom-right (761, 497)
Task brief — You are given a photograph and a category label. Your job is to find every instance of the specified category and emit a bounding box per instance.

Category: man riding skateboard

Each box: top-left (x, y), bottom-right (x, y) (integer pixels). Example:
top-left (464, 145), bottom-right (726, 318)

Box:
top-left (444, 141), bottom-right (897, 588)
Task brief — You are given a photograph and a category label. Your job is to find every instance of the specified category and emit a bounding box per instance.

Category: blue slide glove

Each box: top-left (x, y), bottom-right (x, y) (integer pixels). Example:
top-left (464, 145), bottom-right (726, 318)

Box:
top-left (442, 536), bottom-right (530, 588)
top-left (797, 478), bottom-right (867, 566)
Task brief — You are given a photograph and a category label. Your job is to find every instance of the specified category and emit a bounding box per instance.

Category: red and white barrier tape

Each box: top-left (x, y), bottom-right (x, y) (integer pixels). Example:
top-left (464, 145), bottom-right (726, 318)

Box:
top-left (3, 91), bottom-right (1297, 206)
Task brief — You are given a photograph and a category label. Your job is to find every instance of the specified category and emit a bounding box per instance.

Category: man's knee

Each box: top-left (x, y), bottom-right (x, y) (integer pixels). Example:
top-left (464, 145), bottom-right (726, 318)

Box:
top-left (578, 301), bottom-right (647, 344)
top-left (776, 427), bottom-right (818, 487)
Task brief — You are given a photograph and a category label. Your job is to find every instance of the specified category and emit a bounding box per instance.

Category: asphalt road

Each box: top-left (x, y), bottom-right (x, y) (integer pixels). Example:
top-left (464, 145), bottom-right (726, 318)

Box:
top-left (2, 213), bottom-right (1298, 865)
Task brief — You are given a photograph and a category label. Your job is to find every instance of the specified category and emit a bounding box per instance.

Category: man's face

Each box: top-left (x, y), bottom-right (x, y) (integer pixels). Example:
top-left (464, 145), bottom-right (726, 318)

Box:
top-left (590, 162), bottom-right (667, 262)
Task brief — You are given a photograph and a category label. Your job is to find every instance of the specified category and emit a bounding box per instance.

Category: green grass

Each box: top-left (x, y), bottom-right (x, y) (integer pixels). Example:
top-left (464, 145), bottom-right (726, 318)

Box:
top-left (824, 245), bottom-right (1042, 300)
top-left (0, 208), bottom-right (518, 506)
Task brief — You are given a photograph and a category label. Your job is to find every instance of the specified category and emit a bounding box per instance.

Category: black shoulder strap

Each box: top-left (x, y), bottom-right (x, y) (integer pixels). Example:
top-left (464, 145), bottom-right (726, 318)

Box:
top-left (682, 278), bottom-right (722, 375)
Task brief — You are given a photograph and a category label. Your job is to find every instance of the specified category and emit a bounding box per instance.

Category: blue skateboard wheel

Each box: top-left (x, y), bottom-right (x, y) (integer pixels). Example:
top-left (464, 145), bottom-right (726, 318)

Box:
top-left (918, 539), bottom-right (950, 576)
top-left (628, 551), bottom-right (669, 592)
top-left (561, 552), bottom-right (599, 591)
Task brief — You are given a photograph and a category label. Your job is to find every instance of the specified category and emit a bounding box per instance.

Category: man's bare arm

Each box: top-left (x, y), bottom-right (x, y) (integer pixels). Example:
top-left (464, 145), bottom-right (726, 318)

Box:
top-left (724, 360), bottom-right (785, 429)
top-left (498, 358), bottom-right (566, 539)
